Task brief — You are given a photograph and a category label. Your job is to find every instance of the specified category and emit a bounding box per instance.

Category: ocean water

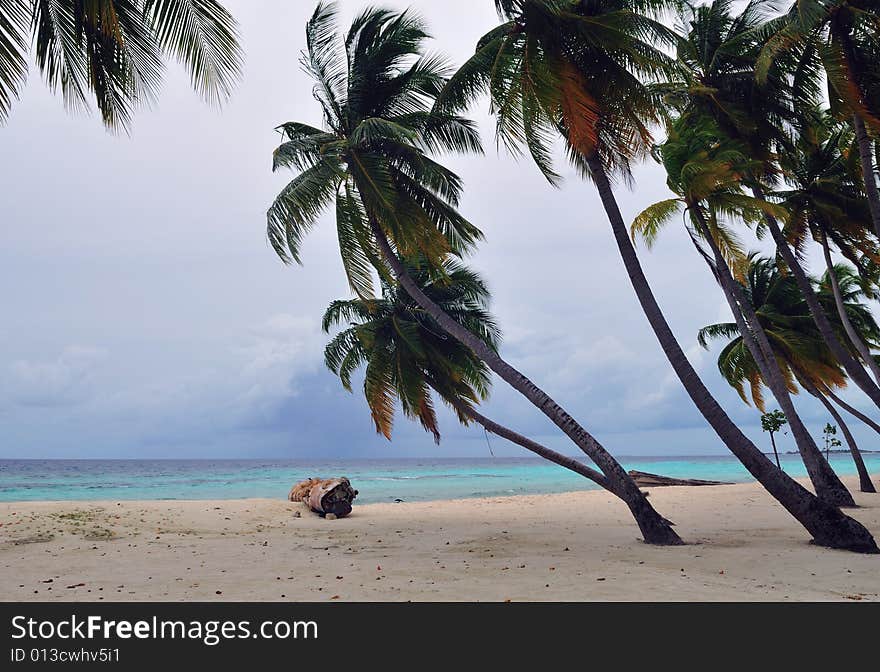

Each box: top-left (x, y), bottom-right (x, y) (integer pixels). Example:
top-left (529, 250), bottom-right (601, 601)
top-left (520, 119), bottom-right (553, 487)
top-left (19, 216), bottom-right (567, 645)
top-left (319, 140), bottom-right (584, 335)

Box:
top-left (1, 454), bottom-right (878, 504)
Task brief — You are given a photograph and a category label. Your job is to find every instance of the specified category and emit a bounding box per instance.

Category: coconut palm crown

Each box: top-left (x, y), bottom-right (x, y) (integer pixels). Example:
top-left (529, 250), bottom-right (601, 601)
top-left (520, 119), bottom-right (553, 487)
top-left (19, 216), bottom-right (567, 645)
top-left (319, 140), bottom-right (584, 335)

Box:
top-left (660, 0), bottom-right (822, 177)
top-left (322, 257), bottom-right (499, 443)
top-left (757, 0), bottom-right (880, 130)
top-left (632, 112), bottom-right (787, 276)
top-left (776, 108), bottom-right (877, 268)
top-left (436, 0), bottom-right (679, 183)
top-left (697, 255), bottom-right (880, 409)
top-left (268, 2), bottom-right (484, 299)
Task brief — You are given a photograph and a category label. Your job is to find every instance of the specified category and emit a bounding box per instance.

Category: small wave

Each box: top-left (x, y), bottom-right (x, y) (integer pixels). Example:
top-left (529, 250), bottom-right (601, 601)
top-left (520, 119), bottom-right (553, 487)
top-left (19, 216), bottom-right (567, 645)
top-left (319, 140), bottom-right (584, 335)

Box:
top-left (361, 472), bottom-right (507, 482)
top-left (361, 474), bottom-right (459, 481)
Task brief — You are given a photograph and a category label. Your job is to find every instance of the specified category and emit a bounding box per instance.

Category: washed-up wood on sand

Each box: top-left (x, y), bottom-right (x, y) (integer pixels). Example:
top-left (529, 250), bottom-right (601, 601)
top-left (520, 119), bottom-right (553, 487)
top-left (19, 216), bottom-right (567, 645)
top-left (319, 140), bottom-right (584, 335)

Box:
top-left (288, 477), bottom-right (358, 518)
top-left (628, 471), bottom-right (732, 487)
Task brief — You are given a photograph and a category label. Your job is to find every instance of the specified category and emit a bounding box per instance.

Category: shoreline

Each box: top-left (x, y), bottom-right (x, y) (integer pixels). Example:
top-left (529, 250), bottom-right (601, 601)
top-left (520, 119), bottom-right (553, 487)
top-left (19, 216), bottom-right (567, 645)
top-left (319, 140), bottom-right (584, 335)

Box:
top-left (2, 476), bottom-right (879, 602)
top-left (4, 454), bottom-right (878, 505)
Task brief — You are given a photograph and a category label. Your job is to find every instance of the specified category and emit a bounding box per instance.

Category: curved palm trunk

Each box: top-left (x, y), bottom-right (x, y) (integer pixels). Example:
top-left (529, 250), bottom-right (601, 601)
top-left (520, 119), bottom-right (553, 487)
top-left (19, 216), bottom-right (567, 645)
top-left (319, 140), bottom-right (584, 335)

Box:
top-left (835, 22), bottom-right (880, 237)
top-left (442, 394), bottom-right (611, 490)
top-left (692, 210), bottom-right (855, 507)
top-left (819, 231), bottom-right (880, 385)
top-left (584, 155), bottom-right (876, 552)
top-left (749, 182), bottom-right (880, 409)
top-left (370, 220), bottom-right (682, 545)
top-left (800, 377), bottom-right (877, 494)
top-left (853, 114), bottom-right (880, 239)
top-left (826, 388), bottom-right (880, 438)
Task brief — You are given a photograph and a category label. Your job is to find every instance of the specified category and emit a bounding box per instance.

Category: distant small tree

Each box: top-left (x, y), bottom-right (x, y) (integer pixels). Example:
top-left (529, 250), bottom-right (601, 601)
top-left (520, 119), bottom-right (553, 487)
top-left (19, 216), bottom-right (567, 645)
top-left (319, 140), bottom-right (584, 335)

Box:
top-left (822, 424), bottom-right (842, 460)
top-left (761, 410), bottom-right (788, 469)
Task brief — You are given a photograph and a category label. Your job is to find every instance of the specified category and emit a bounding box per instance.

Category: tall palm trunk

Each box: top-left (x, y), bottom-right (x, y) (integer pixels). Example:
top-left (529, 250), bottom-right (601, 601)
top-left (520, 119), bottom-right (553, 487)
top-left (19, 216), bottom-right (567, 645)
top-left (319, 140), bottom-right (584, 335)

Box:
top-left (826, 387), bottom-right (880, 437)
top-left (691, 210), bottom-right (855, 506)
top-left (369, 220), bottom-right (682, 545)
top-left (799, 376), bottom-right (877, 494)
top-left (441, 393), bottom-right (611, 490)
top-left (853, 115), bottom-right (880, 239)
top-left (835, 20), bottom-right (880, 237)
top-left (819, 231), bottom-right (880, 384)
top-left (749, 182), bottom-right (880, 409)
top-left (584, 154), bottom-right (876, 552)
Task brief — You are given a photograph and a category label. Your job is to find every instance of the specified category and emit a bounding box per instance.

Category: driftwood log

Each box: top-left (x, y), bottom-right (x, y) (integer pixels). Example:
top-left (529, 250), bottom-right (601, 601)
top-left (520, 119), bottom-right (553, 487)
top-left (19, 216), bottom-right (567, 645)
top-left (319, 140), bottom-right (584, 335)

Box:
top-left (288, 477), bottom-right (358, 518)
top-left (628, 470), bottom-right (732, 488)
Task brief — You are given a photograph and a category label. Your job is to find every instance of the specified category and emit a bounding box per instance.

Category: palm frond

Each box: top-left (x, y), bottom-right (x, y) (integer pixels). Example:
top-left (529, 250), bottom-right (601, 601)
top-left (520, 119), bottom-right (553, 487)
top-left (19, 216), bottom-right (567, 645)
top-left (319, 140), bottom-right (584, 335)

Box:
top-left (0, 0), bottom-right (28, 122)
top-left (267, 159), bottom-right (341, 264)
top-left (143, 0), bottom-right (242, 106)
top-left (631, 198), bottom-right (683, 248)
top-left (698, 321), bottom-right (740, 349)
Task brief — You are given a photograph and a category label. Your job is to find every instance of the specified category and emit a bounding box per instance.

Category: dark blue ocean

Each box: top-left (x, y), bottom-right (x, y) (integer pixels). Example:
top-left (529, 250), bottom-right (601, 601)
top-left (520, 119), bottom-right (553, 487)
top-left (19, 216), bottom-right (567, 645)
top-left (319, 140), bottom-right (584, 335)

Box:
top-left (1, 455), bottom-right (878, 504)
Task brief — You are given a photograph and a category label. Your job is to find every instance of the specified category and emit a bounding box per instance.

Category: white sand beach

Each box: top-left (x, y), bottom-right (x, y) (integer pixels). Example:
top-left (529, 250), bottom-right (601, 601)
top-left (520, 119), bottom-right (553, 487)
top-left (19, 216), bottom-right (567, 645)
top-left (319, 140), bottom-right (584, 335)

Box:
top-left (2, 476), bottom-right (879, 602)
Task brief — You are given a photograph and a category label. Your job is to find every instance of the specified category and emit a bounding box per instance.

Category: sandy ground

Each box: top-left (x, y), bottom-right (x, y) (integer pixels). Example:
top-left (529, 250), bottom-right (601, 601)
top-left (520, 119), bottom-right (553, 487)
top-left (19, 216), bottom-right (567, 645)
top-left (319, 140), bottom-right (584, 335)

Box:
top-left (1, 476), bottom-right (879, 601)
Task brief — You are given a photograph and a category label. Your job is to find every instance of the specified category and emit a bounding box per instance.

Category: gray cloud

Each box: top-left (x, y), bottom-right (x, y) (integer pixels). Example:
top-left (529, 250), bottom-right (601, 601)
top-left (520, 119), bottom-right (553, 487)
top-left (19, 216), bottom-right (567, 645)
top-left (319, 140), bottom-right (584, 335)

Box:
top-left (4, 346), bottom-right (106, 407)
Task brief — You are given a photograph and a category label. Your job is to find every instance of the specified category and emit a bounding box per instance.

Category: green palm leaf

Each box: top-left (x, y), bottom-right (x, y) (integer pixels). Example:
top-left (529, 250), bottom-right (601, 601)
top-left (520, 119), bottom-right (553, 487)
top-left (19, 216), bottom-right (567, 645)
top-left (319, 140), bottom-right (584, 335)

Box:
top-left (0, 0), bottom-right (28, 121)
top-left (142, 0), bottom-right (242, 106)
top-left (631, 198), bottom-right (683, 248)
top-left (10, 0), bottom-right (243, 130)
top-left (321, 256), bottom-right (500, 443)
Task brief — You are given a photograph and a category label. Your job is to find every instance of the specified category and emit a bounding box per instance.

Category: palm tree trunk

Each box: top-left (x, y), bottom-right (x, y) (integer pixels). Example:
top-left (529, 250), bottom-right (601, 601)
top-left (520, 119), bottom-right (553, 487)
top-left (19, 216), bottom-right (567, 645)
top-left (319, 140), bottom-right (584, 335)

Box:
top-left (441, 394), bottom-right (611, 490)
top-left (834, 21), bottom-right (880, 236)
top-left (853, 114), bottom-right (880, 239)
top-left (369, 219), bottom-right (682, 545)
top-left (826, 388), bottom-right (880, 438)
top-left (819, 231), bottom-right (880, 384)
top-left (770, 432), bottom-right (781, 469)
top-left (749, 181), bottom-right (880, 409)
top-left (584, 154), bottom-right (876, 552)
top-left (691, 209), bottom-right (855, 507)
top-left (800, 377), bottom-right (877, 494)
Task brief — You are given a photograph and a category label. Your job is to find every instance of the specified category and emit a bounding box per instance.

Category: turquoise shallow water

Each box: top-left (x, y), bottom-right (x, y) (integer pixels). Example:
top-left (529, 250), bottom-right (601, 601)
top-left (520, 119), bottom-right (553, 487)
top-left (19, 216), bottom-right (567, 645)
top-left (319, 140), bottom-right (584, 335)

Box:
top-left (1, 455), bottom-right (878, 504)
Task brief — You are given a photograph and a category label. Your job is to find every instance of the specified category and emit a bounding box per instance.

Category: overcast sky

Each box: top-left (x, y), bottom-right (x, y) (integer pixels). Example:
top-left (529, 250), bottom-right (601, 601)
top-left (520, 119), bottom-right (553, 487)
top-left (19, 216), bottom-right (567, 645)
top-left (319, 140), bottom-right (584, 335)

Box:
top-left (1, 0), bottom-right (877, 460)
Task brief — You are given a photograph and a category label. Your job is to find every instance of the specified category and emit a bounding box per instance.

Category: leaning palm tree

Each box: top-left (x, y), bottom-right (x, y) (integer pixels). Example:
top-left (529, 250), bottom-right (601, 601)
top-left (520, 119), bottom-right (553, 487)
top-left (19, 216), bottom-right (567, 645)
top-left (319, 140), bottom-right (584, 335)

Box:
top-left (664, 0), bottom-right (880, 409)
top-left (699, 255), bottom-right (877, 493)
top-left (633, 112), bottom-right (856, 506)
top-left (268, 3), bottom-right (682, 544)
top-left (777, 108), bottom-right (880, 383)
top-left (322, 257), bottom-right (611, 489)
top-left (0, 0), bottom-right (242, 130)
top-left (757, 0), bottom-right (880, 235)
top-left (436, 0), bottom-right (875, 548)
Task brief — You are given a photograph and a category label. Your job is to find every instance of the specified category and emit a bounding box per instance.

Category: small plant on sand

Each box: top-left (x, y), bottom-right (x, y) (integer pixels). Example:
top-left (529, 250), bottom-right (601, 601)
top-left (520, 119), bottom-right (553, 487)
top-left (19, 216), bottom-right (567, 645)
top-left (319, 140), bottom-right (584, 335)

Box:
top-left (823, 424), bottom-right (842, 460)
top-left (761, 410), bottom-right (788, 469)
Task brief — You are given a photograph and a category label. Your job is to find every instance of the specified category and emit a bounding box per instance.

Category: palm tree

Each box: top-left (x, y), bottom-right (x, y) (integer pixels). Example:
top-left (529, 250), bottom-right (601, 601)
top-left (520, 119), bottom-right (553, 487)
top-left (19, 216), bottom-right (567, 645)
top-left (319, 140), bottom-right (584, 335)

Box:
top-left (322, 257), bottom-right (611, 489)
top-left (0, 0), bottom-right (242, 130)
top-left (437, 0), bottom-right (875, 549)
top-left (665, 0), bottom-right (880, 409)
top-left (632, 112), bottom-right (856, 506)
top-left (758, 0), bottom-right (880, 236)
top-left (267, 3), bottom-right (681, 544)
top-left (777, 108), bottom-right (880, 384)
top-left (698, 255), bottom-right (878, 493)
